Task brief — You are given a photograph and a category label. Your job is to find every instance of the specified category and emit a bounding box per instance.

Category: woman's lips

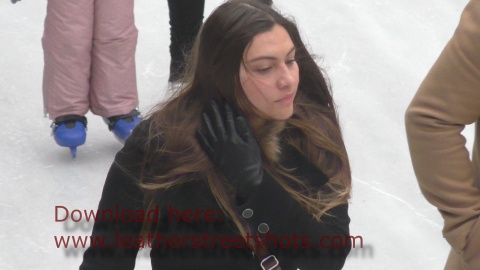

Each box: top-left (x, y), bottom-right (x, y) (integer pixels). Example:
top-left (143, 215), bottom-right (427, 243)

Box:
top-left (275, 93), bottom-right (295, 104)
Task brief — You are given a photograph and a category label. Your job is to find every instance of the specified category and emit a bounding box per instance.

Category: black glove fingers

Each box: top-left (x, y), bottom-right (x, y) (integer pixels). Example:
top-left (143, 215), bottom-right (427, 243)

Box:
top-left (195, 130), bottom-right (215, 159)
top-left (210, 100), bottom-right (227, 139)
top-left (224, 102), bottom-right (238, 138)
top-left (201, 112), bottom-right (218, 145)
top-left (235, 116), bottom-right (252, 143)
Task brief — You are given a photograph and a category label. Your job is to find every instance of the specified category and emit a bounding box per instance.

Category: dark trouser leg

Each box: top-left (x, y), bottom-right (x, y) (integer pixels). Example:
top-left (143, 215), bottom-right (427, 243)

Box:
top-left (167, 0), bottom-right (205, 82)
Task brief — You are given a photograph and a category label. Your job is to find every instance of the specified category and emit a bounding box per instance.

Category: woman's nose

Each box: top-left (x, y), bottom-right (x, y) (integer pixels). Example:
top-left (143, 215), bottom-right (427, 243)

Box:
top-left (277, 65), bottom-right (296, 89)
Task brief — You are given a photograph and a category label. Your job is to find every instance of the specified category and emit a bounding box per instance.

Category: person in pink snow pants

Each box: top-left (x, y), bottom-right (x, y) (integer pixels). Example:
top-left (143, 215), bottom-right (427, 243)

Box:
top-left (42, 0), bottom-right (142, 157)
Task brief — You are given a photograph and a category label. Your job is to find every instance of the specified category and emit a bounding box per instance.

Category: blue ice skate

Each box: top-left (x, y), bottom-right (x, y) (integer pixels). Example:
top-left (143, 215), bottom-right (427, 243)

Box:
top-left (104, 109), bottom-right (141, 143)
top-left (51, 115), bottom-right (88, 158)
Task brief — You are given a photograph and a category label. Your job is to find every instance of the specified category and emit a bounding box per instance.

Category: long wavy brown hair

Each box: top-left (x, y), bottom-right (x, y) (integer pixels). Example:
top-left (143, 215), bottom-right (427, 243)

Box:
top-left (139, 0), bottom-right (351, 237)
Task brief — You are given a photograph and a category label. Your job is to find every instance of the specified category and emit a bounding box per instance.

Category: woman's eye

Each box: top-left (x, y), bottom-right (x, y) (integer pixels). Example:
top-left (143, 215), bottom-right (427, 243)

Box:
top-left (286, 59), bottom-right (297, 66)
top-left (256, 67), bottom-right (271, 74)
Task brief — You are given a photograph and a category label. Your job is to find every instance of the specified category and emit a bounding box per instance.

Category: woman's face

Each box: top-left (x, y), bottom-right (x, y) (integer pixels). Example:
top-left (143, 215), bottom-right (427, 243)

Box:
top-left (240, 24), bottom-right (299, 120)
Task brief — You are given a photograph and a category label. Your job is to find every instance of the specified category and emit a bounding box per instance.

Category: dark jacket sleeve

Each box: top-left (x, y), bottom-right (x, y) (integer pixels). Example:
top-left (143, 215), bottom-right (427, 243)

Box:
top-left (79, 121), bottom-right (150, 270)
top-left (238, 147), bottom-right (351, 270)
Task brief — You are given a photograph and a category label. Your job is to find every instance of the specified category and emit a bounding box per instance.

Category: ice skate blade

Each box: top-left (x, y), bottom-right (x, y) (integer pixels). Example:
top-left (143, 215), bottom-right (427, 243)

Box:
top-left (69, 146), bottom-right (77, 159)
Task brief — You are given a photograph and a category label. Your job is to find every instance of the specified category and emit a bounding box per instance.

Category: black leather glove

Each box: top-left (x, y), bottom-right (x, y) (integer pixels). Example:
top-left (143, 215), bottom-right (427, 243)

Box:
top-left (196, 100), bottom-right (263, 200)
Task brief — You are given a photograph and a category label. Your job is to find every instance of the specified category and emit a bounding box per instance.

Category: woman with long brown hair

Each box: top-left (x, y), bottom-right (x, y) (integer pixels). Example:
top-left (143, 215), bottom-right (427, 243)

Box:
top-left (80, 1), bottom-right (352, 269)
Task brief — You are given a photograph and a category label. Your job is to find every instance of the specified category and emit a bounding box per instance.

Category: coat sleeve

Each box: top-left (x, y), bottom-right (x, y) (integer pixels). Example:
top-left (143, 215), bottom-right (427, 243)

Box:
top-left (79, 121), bottom-right (150, 270)
top-left (405, 0), bottom-right (480, 268)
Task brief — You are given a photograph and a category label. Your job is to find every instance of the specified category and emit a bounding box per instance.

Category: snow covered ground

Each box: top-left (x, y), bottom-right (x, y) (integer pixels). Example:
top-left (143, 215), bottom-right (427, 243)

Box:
top-left (0, 0), bottom-right (473, 269)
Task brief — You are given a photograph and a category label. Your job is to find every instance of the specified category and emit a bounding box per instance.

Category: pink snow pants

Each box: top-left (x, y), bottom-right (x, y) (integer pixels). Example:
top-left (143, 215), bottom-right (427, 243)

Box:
top-left (42, 0), bottom-right (139, 120)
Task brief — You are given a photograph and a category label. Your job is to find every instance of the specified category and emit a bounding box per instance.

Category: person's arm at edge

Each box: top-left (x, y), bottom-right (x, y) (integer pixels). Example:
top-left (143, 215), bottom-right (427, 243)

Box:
top-left (79, 121), bottom-right (152, 270)
top-left (405, 0), bottom-right (480, 267)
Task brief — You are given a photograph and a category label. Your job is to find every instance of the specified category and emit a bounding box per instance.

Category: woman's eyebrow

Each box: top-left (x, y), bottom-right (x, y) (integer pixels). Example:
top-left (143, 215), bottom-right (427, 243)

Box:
top-left (247, 47), bottom-right (296, 64)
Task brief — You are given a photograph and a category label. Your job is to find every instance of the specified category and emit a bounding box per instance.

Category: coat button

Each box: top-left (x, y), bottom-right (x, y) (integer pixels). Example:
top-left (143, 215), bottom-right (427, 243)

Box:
top-left (258, 223), bottom-right (269, 233)
top-left (242, 208), bottom-right (253, 218)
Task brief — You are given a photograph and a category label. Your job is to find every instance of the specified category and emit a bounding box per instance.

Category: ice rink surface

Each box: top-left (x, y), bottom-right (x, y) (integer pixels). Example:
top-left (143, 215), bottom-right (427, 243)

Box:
top-left (0, 0), bottom-right (473, 269)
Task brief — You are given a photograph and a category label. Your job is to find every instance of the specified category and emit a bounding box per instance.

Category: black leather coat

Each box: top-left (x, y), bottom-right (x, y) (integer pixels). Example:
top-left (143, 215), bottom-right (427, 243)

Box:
top-left (80, 121), bottom-right (351, 270)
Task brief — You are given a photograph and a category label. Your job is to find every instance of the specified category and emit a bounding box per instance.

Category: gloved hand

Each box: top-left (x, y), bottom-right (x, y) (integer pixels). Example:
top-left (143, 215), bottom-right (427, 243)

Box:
top-left (11, 0), bottom-right (21, 4)
top-left (196, 100), bottom-right (263, 201)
